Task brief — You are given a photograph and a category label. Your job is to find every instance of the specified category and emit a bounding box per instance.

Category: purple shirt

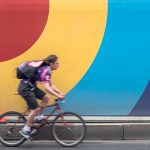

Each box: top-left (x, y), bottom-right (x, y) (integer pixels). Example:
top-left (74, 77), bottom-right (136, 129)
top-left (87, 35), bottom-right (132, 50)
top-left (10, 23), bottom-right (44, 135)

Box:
top-left (36, 66), bottom-right (51, 83)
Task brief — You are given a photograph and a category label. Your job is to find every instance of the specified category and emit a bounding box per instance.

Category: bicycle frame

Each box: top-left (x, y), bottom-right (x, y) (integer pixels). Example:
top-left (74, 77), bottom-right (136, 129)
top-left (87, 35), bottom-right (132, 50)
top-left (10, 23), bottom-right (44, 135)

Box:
top-left (33, 102), bottom-right (64, 129)
top-left (19, 101), bottom-right (65, 130)
top-left (7, 100), bottom-right (66, 135)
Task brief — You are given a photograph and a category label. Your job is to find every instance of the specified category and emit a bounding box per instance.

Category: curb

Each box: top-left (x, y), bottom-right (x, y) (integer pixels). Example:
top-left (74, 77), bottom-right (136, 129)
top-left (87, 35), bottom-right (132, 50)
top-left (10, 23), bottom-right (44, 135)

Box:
top-left (33, 123), bottom-right (150, 140)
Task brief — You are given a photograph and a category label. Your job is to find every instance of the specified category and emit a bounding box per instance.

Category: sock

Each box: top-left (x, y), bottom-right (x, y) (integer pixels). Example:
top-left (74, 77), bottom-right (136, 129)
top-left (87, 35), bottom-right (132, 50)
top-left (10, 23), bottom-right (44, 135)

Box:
top-left (35, 115), bottom-right (45, 120)
top-left (23, 126), bottom-right (31, 132)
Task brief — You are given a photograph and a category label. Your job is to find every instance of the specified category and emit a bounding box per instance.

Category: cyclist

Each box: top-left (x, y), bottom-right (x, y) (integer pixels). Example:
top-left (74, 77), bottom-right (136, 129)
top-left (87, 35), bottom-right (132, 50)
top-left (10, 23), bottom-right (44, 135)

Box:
top-left (18, 55), bottom-right (65, 140)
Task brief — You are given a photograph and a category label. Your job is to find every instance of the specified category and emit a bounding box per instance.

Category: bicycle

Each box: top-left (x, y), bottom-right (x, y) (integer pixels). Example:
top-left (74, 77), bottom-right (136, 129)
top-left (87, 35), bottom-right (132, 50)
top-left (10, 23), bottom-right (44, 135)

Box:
top-left (0, 99), bottom-right (86, 147)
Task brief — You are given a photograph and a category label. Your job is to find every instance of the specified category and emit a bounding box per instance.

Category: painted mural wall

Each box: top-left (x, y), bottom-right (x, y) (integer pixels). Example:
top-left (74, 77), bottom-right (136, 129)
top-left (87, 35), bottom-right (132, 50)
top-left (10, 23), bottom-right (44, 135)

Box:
top-left (0, 0), bottom-right (150, 116)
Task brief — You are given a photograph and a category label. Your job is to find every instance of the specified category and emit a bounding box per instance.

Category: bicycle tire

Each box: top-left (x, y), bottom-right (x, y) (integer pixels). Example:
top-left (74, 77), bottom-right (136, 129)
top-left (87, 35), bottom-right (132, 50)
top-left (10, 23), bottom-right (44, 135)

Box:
top-left (52, 112), bottom-right (86, 147)
top-left (0, 111), bottom-right (26, 147)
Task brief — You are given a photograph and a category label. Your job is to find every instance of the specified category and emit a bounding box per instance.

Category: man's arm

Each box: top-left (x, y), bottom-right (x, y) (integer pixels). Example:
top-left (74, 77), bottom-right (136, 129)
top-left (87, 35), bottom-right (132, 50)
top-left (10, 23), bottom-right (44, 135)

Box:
top-left (51, 85), bottom-right (65, 96)
top-left (42, 82), bottom-right (64, 99)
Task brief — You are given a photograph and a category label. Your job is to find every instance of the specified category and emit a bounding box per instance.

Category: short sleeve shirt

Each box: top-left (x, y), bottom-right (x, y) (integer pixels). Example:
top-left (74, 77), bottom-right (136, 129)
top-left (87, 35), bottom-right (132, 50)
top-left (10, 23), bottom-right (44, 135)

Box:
top-left (36, 66), bottom-right (51, 83)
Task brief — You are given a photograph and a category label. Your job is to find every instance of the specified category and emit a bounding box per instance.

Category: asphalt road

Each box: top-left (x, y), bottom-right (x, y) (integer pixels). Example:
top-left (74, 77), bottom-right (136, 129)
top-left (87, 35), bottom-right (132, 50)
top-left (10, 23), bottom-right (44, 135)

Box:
top-left (1, 141), bottom-right (150, 150)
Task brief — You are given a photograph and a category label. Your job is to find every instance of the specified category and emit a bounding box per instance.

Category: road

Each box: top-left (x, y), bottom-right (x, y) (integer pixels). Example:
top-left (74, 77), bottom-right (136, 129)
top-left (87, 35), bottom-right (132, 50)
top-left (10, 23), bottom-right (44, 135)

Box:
top-left (1, 141), bottom-right (150, 150)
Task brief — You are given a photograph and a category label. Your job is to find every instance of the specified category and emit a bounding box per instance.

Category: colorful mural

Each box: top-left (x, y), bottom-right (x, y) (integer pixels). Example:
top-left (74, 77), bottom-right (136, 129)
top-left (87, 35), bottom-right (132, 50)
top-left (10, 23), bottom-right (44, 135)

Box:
top-left (0, 0), bottom-right (150, 115)
top-left (0, 0), bottom-right (107, 113)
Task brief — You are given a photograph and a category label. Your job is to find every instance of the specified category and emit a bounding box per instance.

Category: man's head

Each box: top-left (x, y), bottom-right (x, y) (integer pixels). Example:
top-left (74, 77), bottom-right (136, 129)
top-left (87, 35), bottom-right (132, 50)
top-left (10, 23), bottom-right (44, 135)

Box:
top-left (44, 55), bottom-right (59, 70)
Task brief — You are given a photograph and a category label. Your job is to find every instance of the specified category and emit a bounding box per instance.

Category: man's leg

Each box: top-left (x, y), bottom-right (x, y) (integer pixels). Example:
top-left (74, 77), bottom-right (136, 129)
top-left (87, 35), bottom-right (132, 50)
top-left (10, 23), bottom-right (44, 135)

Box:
top-left (26, 107), bottom-right (41, 126)
top-left (34, 88), bottom-right (49, 117)
top-left (20, 93), bottom-right (39, 139)
top-left (20, 108), bottom-right (40, 140)
top-left (38, 94), bottom-right (49, 115)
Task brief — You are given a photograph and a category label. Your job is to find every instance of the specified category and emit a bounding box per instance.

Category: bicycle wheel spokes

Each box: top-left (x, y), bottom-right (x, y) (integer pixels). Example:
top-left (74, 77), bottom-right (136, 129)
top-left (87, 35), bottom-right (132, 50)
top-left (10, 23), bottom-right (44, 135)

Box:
top-left (52, 112), bottom-right (86, 147)
top-left (0, 111), bottom-right (26, 147)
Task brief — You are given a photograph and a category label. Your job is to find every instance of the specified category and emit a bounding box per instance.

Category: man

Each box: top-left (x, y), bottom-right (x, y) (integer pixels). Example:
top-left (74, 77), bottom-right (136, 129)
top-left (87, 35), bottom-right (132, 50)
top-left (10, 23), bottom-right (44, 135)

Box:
top-left (18, 55), bottom-right (65, 139)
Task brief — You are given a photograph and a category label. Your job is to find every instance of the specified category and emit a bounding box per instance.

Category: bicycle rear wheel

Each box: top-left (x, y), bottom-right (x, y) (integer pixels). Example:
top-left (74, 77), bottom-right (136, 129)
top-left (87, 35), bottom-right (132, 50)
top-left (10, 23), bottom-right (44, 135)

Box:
top-left (0, 111), bottom-right (26, 147)
top-left (52, 112), bottom-right (86, 147)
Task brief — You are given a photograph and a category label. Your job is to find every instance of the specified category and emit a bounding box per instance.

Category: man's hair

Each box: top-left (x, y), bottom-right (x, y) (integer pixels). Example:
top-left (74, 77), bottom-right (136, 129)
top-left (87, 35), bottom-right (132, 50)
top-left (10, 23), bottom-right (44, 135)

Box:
top-left (44, 55), bottom-right (58, 65)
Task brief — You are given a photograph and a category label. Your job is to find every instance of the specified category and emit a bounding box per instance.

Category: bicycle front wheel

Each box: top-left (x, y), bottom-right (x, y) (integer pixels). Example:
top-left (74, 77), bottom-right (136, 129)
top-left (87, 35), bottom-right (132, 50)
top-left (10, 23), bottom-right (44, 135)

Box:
top-left (52, 112), bottom-right (86, 147)
top-left (0, 111), bottom-right (26, 147)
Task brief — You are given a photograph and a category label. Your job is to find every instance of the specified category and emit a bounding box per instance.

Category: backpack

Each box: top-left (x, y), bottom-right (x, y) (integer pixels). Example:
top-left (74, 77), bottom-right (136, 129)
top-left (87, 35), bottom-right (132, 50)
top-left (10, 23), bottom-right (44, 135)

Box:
top-left (16, 61), bottom-right (44, 80)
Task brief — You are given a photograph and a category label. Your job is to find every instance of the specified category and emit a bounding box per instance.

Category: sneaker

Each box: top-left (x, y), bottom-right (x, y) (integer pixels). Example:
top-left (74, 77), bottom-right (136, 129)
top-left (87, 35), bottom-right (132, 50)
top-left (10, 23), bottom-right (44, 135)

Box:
top-left (19, 129), bottom-right (31, 141)
top-left (34, 115), bottom-right (46, 122)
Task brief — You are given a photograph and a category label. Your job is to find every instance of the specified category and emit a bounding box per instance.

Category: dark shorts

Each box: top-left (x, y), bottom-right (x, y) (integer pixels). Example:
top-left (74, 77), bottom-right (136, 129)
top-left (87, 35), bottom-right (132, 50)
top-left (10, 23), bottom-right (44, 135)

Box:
top-left (18, 81), bottom-right (46, 110)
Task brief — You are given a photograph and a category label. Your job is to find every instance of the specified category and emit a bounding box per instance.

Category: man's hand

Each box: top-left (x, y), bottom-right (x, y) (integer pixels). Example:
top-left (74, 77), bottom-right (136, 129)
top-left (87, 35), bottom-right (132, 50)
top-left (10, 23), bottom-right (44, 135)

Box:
top-left (58, 95), bottom-right (65, 100)
top-left (60, 93), bottom-right (65, 97)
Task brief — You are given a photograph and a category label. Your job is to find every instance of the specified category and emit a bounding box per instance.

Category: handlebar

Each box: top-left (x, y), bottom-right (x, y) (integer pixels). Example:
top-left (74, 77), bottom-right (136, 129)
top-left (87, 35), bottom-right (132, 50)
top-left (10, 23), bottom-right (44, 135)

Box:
top-left (55, 98), bottom-right (65, 104)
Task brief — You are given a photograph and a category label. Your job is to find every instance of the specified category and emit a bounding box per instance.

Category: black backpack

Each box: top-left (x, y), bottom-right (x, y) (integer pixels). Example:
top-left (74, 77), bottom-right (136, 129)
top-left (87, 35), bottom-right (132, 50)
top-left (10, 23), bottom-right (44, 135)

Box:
top-left (16, 61), bottom-right (44, 80)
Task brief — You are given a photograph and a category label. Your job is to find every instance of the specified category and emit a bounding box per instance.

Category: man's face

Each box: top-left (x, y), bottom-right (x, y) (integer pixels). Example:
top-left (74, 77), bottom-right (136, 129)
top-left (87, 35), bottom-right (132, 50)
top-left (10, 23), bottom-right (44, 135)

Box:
top-left (50, 60), bottom-right (59, 70)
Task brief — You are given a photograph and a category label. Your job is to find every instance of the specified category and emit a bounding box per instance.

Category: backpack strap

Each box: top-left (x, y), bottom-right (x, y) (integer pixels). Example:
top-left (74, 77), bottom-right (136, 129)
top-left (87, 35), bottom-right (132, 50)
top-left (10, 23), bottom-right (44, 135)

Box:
top-left (28, 61), bottom-right (44, 67)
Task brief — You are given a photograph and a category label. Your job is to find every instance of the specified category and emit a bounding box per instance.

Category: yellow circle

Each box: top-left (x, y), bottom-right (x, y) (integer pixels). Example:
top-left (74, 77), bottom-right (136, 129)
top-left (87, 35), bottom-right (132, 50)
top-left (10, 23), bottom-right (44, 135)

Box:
top-left (0, 0), bottom-right (107, 112)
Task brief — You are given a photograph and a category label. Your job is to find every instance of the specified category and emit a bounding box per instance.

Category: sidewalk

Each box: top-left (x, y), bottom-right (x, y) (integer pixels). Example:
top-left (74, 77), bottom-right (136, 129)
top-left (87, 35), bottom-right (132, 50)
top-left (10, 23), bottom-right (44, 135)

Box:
top-left (34, 116), bottom-right (150, 140)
